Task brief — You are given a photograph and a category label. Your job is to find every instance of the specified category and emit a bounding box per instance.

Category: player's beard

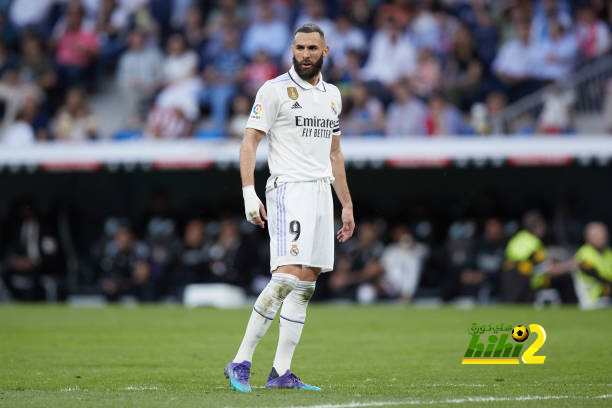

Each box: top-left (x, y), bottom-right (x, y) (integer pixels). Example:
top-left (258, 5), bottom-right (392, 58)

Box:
top-left (293, 55), bottom-right (324, 81)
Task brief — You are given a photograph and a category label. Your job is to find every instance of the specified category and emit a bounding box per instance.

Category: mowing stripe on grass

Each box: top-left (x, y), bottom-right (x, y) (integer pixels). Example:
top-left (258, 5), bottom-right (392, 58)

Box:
top-left (254, 394), bottom-right (612, 408)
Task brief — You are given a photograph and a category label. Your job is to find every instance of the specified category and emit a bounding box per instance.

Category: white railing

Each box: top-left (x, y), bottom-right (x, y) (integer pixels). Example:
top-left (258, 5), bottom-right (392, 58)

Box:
top-left (500, 55), bottom-right (612, 133)
top-left (0, 137), bottom-right (611, 171)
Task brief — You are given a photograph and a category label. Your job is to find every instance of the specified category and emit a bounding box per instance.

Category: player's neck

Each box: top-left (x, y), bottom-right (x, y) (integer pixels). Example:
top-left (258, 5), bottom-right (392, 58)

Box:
top-left (304, 74), bottom-right (320, 86)
top-left (297, 72), bottom-right (321, 86)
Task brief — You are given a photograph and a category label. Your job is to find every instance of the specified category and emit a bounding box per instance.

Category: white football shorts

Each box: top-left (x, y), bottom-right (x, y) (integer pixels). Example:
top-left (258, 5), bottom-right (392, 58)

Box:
top-left (265, 177), bottom-right (334, 273)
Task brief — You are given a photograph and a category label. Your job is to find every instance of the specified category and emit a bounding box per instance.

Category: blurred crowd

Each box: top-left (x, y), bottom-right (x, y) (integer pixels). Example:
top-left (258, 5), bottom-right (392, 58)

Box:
top-left (0, 0), bottom-right (610, 145)
top-left (2, 194), bottom-right (610, 308)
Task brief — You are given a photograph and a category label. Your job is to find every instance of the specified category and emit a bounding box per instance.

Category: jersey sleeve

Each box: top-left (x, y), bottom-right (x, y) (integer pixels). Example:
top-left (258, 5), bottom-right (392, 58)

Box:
top-left (332, 89), bottom-right (342, 136)
top-left (246, 82), bottom-right (279, 134)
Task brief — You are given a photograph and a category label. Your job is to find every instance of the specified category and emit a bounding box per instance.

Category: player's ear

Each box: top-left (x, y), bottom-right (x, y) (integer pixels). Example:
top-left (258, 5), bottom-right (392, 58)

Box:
top-left (323, 44), bottom-right (329, 58)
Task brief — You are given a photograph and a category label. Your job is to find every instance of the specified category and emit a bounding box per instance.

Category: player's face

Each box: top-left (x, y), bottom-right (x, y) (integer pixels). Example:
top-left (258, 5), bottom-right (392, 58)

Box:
top-left (292, 32), bottom-right (328, 80)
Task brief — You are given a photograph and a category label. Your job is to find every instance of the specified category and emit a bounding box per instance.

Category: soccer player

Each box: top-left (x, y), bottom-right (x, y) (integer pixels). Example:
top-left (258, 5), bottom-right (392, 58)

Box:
top-left (224, 23), bottom-right (355, 392)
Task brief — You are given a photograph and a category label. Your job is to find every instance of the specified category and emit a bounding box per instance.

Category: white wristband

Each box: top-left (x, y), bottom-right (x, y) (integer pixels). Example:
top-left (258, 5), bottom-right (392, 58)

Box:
top-left (242, 185), bottom-right (261, 223)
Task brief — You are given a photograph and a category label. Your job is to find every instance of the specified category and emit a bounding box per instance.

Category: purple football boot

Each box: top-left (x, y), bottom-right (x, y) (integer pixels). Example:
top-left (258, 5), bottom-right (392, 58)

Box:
top-left (224, 360), bottom-right (252, 392)
top-left (265, 368), bottom-right (321, 391)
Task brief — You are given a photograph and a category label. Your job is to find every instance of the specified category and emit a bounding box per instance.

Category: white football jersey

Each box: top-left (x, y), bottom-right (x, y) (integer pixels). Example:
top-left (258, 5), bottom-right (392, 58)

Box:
top-left (246, 65), bottom-right (342, 183)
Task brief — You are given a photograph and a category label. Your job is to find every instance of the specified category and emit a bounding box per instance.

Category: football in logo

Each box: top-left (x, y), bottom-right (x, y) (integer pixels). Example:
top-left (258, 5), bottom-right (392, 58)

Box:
top-left (252, 104), bottom-right (263, 115)
top-left (512, 325), bottom-right (529, 342)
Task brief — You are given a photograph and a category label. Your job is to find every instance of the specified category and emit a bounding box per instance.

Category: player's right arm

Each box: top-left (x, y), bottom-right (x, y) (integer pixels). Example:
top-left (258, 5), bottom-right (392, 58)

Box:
top-left (240, 128), bottom-right (267, 228)
top-left (241, 81), bottom-right (279, 228)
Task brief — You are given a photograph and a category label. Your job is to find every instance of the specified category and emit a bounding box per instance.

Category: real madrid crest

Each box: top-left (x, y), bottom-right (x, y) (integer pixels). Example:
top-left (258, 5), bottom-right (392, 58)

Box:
top-left (330, 101), bottom-right (337, 115)
top-left (287, 87), bottom-right (299, 100)
top-left (290, 244), bottom-right (299, 256)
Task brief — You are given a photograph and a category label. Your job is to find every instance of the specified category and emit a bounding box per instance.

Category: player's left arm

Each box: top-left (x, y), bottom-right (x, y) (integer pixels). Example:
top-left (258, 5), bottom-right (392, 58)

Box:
top-left (330, 134), bottom-right (354, 243)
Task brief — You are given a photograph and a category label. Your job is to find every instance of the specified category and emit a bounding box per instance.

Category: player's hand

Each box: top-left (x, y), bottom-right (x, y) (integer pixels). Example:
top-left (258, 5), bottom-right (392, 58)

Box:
top-left (243, 185), bottom-right (267, 228)
top-left (337, 206), bottom-right (355, 243)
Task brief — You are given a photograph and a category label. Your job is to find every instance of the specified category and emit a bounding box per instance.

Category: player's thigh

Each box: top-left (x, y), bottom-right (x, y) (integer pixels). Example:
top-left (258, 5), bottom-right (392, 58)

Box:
top-left (273, 264), bottom-right (302, 276)
top-left (299, 266), bottom-right (321, 282)
top-left (310, 183), bottom-right (335, 271)
top-left (271, 265), bottom-right (320, 281)
top-left (268, 182), bottom-right (316, 263)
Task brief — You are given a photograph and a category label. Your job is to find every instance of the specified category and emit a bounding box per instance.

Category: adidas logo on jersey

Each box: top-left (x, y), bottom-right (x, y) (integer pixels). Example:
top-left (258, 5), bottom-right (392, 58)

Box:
top-left (291, 101), bottom-right (302, 109)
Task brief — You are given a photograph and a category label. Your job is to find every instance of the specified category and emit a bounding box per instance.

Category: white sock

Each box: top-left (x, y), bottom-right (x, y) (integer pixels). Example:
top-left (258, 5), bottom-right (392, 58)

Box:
top-left (273, 280), bottom-right (316, 374)
top-left (233, 273), bottom-right (298, 363)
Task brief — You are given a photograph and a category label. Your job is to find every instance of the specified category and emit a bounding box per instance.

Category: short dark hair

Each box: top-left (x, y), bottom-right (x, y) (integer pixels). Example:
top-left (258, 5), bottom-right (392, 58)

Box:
top-left (523, 210), bottom-right (544, 232)
top-left (294, 23), bottom-right (325, 39)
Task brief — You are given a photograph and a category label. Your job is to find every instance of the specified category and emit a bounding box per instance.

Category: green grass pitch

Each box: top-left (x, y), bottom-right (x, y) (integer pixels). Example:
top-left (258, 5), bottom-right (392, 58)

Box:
top-left (1, 304), bottom-right (611, 407)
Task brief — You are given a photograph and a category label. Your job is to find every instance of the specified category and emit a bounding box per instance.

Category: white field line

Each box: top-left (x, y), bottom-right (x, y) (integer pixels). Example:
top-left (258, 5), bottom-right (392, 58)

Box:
top-left (59, 385), bottom-right (159, 392)
top-left (59, 386), bottom-right (81, 392)
top-left (242, 394), bottom-right (612, 408)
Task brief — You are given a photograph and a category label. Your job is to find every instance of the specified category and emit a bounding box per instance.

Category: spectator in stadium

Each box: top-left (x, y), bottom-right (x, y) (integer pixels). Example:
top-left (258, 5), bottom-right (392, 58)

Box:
top-left (201, 0), bottom-right (245, 61)
top-left (501, 210), bottom-right (549, 303)
top-left (0, 41), bottom-right (15, 77)
top-left (442, 218), bottom-right (477, 301)
top-left (129, 1), bottom-right (158, 37)
top-left (455, 218), bottom-right (506, 302)
top-left (18, 33), bottom-right (57, 101)
top-left (206, 218), bottom-right (257, 288)
top-left (342, 82), bottom-right (385, 137)
top-left (483, 91), bottom-right (508, 135)
top-left (328, 221), bottom-right (385, 303)
top-left (241, 3), bottom-right (289, 59)
top-left (412, 1), bottom-right (455, 55)
top-left (0, 67), bottom-right (42, 133)
top-left (380, 225), bottom-right (429, 302)
top-left (575, 5), bottom-right (611, 61)
top-left (294, 0), bottom-right (334, 46)
top-left (570, 222), bottom-right (612, 309)
top-left (411, 48), bottom-right (442, 99)
top-left (140, 191), bottom-right (181, 299)
top-left (53, 1), bottom-right (100, 88)
top-left (604, 79), bottom-right (612, 133)
top-left (181, 6), bottom-right (206, 50)
top-left (326, 14), bottom-right (366, 71)
top-left (146, 33), bottom-right (201, 139)
top-left (329, 48), bottom-right (363, 87)
top-left (1, 198), bottom-right (65, 301)
top-left (537, 84), bottom-right (575, 134)
top-left (144, 92), bottom-right (197, 139)
top-left (1, 107), bottom-right (35, 145)
top-left (376, 0), bottom-right (412, 30)
top-left (361, 17), bottom-right (417, 95)
top-left (444, 24), bottom-right (484, 111)
top-left (9, 0), bottom-right (55, 31)
top-left (161, 33), bottom-right (198, 86)
top-left (425, 92), bottom-right (463, 136)
top-left (227, 93), bottom-right (251, 139)
top-left (117, 29), bottom-right (163, 127)
top-left (94, 0), bottom-right (129, 81)
top-left (243, 49), bottom-right (277, 97)
top-left (99, 220), bottom-right (152, 302)
top-left (530, 0), bottom-right (572, 45)
top-left (51, 87), bottom-right (99, 141)
top-left (493, 22), bottom-right (535, 84)
top-left (2, 97), bottom-right (49, 144)
top-left (199, 28), bottom-right (244, 132)
top-left (531, 20), bottom-right (577, 81)
top-left (347, 0), bottom-right (375, 36)
top-left (385, 81), bottom-right (427, 137)
top-left (172, 218), bottom-right (211, 299)
top-left (471, 4), bottom-right (499, 69)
